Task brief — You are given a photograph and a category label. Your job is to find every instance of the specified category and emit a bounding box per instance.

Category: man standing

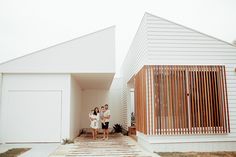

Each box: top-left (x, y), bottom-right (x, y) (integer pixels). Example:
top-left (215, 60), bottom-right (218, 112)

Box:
top-left (102, 104), bottom-right (110, 140)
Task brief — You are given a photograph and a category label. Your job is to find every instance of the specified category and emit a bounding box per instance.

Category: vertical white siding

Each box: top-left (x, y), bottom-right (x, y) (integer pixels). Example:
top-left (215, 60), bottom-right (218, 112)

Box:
top-left (120, 14), bottom-right (148, 129)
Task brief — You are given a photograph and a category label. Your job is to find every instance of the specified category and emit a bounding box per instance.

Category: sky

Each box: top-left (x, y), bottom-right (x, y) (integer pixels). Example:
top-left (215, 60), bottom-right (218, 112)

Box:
top-left (0, 0), bottom-right (236, 75)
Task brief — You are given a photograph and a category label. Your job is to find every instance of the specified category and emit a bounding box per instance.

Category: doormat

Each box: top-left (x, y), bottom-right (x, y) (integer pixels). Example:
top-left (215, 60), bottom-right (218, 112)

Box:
top-left (157, 151), bottom-right (236, 157)
top-left (0, 148), bottom-right (31, 157)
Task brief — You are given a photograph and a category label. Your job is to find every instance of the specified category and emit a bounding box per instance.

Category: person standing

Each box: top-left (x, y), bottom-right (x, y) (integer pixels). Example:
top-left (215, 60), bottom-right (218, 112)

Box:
top-left (89, 107), bottom-right (100, 140)
top-left (102, 104), bottom-right (110, 140)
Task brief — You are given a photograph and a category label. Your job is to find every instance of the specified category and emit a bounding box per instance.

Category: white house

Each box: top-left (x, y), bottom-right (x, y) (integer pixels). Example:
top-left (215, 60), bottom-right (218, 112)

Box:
top-left (0, 12), bottom-right (236, 153)
top-left (0, 26), bottom-right (124, 143)
top-left (121, 13), bottom-right (236, 152)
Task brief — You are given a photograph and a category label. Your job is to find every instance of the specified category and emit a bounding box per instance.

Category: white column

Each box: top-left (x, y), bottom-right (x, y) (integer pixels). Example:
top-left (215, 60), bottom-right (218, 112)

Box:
top-left (126, 87), bottom-right (131, 128)
top-left (0, 73), bottom-right (2, 105)
top-left (0, 73), bottom-right (3, 143)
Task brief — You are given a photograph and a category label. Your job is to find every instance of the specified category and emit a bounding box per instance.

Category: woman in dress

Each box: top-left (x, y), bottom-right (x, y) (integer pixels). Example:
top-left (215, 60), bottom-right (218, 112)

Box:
top-left (89, 107), bottom-right (100, 140)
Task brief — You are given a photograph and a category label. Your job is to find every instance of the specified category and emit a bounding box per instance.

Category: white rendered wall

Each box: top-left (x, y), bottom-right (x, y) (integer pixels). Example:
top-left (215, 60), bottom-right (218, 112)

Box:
top-left (81, 78), bottom-right (123, 129)
top-left (0, 27), bottom-right (115, 74)
top-left (108, 78), bottom-right (123, 127)
top-left (121, 13), bottom-right (236, 151)
top-left (0, 73), bottom-right (2, 144)
top-left (70, 75), bottom-right (82, 139)
top-left (0, 74), bottom-right (71, 143)
top-left (0, 73), bottom-right (2, 103)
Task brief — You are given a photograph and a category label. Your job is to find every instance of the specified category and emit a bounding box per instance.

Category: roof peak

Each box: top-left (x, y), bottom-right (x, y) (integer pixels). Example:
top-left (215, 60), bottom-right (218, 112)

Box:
top-left (143, 12), bottom-right (235, 48)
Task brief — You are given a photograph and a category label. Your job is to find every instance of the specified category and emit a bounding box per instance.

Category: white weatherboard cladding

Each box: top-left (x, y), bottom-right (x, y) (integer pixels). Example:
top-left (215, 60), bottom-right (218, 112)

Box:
top-left (145, 14), bottom-right (236, 141)
top-left (121, 78), bottom-right (128, 129)
top-left (121, 15), bottom-right (148, 129)
top-left (121, 15), bottom-right (148, 84)
top-left (121, 13), bottom-right (236, 151)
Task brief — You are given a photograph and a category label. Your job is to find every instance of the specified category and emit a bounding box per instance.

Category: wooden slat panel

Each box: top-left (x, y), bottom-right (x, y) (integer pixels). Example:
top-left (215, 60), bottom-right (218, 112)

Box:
top-left (219, 66), bottom-right (226, 133)
top-left (144, 67), bottom-right (147, 134)
top-left (198, 67), bottom-right (203, 133)
top-left (187, 66), bottom-right (192, 134)
top-left (211, 66), bottom-right (217, 133)
top-left (150, 66), bottom-right (154, 134)
top-left (134, 66), bottom-right (148, 134)
top-left (153, 66), bottom-right (157, 135)
top-left (223, 66), bottom-right (230, 133)
top-left (171, 66), bottom-right (175, 134)
top-left (170, 66), bottom-right (173, 134)
top-left (217, 66), bottom-right (224, 133)
top-left (189, 69), bottom-right (195, 133)
top-left (205, 66), bottom-right (211, 133)
top-left (147, 66), bottom-right (150, 134)
top-left (163, 66), bottom-right (167, 134)
top-left (203, 66), bottom-right (208, 133)
top-left (134, 65), bottom-right (230, 135)
top-left (184, 67), bottom-right (188, 132)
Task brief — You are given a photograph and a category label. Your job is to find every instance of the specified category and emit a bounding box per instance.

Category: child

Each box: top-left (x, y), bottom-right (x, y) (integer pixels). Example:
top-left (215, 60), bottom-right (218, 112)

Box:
top-left (100, 106), bottom-right (105, 125)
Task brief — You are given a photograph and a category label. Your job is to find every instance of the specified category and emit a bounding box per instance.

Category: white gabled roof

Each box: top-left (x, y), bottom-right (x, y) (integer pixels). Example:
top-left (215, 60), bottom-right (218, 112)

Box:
top-left (145, 12), bottom-right (236, 48)
top-left (0, 26), bottom-right (115, 74)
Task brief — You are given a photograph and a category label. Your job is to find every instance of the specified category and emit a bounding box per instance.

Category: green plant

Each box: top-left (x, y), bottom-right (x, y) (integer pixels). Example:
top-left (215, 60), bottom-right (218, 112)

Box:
top-left (61, 138), bottom-right (74, 145)
top-left (131, 112), bottom-right (135, 126)
top-left (113, 124), bottom-right (123, 133)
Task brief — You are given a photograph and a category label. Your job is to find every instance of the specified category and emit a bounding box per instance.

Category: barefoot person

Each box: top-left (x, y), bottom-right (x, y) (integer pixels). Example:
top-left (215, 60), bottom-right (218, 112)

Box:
top-left (89, 107), bottom-right (100, 140)
top-left (102, 104), bottom-right (111, 140)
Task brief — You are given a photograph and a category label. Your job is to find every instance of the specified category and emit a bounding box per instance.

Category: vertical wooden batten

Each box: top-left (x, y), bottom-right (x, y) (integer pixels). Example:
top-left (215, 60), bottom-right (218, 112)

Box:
top-left (134, 65), bottom-right (230, 135)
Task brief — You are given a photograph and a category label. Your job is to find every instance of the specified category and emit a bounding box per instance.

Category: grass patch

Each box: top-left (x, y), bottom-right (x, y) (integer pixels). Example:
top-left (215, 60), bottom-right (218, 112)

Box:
top-left (157, 152), bottom-right (236, 157)
top-left (0, 148), bottom-right (31, 157)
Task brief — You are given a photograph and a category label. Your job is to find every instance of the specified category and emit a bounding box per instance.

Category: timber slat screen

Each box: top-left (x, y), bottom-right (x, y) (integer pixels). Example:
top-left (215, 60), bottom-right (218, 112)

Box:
top-left (134, 65), bottom-right (230, 135)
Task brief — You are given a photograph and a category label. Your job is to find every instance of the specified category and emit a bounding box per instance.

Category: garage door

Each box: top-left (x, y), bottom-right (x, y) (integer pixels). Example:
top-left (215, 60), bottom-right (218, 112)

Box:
top-left (1, 90), bottom-right (62, 143)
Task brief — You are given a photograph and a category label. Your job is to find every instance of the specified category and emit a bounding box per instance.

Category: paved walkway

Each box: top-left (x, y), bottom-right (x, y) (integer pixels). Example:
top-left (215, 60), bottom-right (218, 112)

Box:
top-left (49, 134), bottom-right (159, 157)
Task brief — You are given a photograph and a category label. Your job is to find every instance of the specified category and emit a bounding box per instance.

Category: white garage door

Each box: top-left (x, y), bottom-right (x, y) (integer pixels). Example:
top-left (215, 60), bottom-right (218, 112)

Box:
top-left (1, 90), bottom-right (62, 143)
